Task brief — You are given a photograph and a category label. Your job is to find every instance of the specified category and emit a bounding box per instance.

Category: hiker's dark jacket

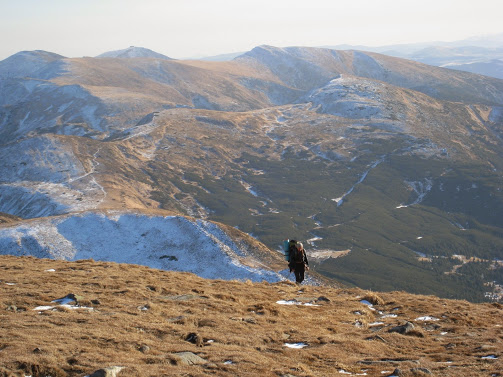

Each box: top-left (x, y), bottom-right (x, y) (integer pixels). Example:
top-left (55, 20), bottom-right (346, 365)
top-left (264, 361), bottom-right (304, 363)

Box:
top-left (288, 246), bottom-right (309, 271)
top-left (288, 246), bottom-right (309, 284)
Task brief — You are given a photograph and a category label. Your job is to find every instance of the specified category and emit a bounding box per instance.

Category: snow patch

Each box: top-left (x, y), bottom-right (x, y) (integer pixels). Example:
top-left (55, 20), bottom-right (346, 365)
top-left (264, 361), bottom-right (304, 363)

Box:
top-left (309, 249), bottom-right (350, 260)
top-left (332, 158), bottom-right (384, 206)
top-left (380, 313), bottom-right (397, 318)
top-left (0, 211), bottom-right (285, 283)
top-left (481, 355), bottom-right (498, 360)
top-left (33, 304), bottom-right (93, 312)
top-left (368, 321), bottom-right (385, 327)
top-left (0, 179), bottom-right (105, 218)
top-left (306, 236), bottom-right (323, 246)
top-left (307, 76), bottom-right (388, 120)
top-left (284, 342), bottom-right (308, 349)
top-left (240, 180), bottom-right (259, 197)
top-left (33, 306), bottom-right (55, 311)
top-left (339, 370), bottom-right (367, 376)
top-left (360, 300), bottom-right (376, 311)
top-left (276, 300), bottom-right (320, 307)
top-left (415, 316), bottom-right (440, 322)
top-left (396, 179), bottom-right (433, 209)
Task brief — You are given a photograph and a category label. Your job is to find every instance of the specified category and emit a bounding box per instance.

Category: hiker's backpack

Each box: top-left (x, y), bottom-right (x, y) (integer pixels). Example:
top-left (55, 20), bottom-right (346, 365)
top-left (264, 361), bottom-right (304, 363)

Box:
top-left (283, 239), bottom-right (297, 261)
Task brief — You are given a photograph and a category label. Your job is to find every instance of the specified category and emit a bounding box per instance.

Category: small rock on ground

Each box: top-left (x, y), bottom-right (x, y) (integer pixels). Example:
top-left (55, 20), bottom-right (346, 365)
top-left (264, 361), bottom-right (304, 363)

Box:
top-left (172, 351), bottom-right (207, 366)
top-left (389, 321), bottom-right (415, 335)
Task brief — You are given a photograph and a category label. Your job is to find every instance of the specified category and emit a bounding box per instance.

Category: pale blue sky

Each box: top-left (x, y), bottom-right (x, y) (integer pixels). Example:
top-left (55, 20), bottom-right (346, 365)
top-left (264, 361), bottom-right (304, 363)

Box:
top-left (1, 0), bottom-right (502, 60)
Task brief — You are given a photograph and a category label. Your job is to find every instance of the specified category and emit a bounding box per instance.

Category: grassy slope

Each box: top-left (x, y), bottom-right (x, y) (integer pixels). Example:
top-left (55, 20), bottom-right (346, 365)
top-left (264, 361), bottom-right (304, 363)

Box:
top-left (85, 110), bottom-right (502, 302)
top-left (190, 146), bottom-right (503, 302)
top-left (1, 255), bottom-right (502, 377)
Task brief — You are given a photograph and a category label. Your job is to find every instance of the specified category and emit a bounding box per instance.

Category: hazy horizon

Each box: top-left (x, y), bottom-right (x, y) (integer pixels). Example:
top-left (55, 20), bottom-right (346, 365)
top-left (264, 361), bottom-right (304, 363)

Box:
top-left (1, 0), bottom-right (503, 61)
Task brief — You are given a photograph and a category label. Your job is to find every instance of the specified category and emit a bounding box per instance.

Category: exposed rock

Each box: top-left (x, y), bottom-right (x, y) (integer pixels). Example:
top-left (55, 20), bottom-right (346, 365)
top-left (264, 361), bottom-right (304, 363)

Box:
top-left (88, 366), bottom-right (125, 377)
top-left (159, 255), bottom-right (178, 261)
top-left (316, 296), bottom-right (331, 303)
top-left (476, 344), bottom-right (497, 351)
top-left (167, 315), bottom-right (186, 324)
top-left (291, 296), bottom-right (316, 303)
top-left (411, 367), bottom-right (432, 375)
top-left (197, 318), bottom-right (217, 327)
top-left (138, 345), bottom-right (150, 353)
top-left (137, 304), bottom-right (151, 311)
top-left (423, 323), bottom-right (441, 331)
top-left (171, 351), bottom-right (207, 366)
top-left (185, 332), bottom-right (203, 347)
top-left (389, 321), bottom-right (415, 335)
top-left (365, 335), bottom-right (387, 343)
top-left (386, 368), bottom-right (403, 377)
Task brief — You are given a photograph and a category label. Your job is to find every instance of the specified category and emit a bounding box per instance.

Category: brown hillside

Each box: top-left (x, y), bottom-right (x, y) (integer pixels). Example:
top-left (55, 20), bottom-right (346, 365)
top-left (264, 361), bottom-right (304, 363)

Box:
top-left (1, 255), bottom-right (501, 376)
top-left (0, 213), bottom-right (21, 225)
top-left (54, 58), bottom-right (279, 114)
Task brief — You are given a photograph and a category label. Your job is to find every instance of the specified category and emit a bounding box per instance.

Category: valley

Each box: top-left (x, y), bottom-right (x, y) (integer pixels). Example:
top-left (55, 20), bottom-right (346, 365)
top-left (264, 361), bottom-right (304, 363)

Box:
top-left (0, 45), bottom-right (502, 302)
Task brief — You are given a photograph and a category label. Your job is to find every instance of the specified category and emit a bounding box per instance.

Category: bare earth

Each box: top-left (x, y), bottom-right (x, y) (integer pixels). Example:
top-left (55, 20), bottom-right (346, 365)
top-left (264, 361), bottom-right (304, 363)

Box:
top-left (1, 255), bottom-right (501, 376)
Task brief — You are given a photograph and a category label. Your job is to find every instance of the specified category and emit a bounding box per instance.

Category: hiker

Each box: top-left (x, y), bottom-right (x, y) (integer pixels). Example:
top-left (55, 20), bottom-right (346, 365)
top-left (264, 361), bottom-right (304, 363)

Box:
top-left (288, 241), bottom-right (309, 284)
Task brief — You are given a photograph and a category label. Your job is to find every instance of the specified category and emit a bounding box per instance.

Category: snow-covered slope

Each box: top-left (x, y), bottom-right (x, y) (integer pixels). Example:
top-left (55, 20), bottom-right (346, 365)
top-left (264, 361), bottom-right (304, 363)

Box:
top-left (0, 50), bottom-right (66, 79)
top-left (0, 210), bottom-right (286, 282)
top-left (0, 80), bottom-right (107, 143)
top-left (97, 46), bottom-right (172, 60)
top-left (237, 45), bottom-right (503, 106)
top-left (306, 75), bottom-right (390, 119)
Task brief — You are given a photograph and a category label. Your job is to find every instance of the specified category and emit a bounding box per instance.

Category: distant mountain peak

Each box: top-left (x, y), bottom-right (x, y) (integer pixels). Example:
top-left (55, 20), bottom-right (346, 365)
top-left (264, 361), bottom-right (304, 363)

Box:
top-left (0, 50), bottom-right (66, 65)
top-left (96, 46), bottom-right (172, 60)
top-left (0, 50), bottom-right (66, 79)
top-left (9, 50), bottom-right (66, 60)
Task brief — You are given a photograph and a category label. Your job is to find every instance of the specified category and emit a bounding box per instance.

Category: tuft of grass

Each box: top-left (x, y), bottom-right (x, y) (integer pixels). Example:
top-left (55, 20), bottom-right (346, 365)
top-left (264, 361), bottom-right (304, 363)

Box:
top-left (362, 292), bottom-right (385, 306)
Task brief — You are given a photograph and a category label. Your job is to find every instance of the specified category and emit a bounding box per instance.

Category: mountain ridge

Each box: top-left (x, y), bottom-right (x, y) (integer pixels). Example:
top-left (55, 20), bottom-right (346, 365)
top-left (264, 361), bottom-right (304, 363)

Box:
top-left (96, 46), bottom-right (172, 60)
top-left (0, 44), bottom-right (502, 302)
top-left (325, 33), bottom-right (503, 80)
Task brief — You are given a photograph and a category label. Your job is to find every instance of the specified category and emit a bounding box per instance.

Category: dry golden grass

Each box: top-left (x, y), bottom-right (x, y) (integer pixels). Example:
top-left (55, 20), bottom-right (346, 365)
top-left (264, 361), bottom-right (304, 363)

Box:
top-left (1, 255), bottom-right (501, 377)
top-left (0, 213), bottom-right (21, 225)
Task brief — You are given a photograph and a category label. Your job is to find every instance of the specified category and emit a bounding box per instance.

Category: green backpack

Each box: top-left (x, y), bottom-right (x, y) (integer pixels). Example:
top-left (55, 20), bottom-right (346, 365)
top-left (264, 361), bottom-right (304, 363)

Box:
top-left (283, 239), bottom-right (297, 261)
